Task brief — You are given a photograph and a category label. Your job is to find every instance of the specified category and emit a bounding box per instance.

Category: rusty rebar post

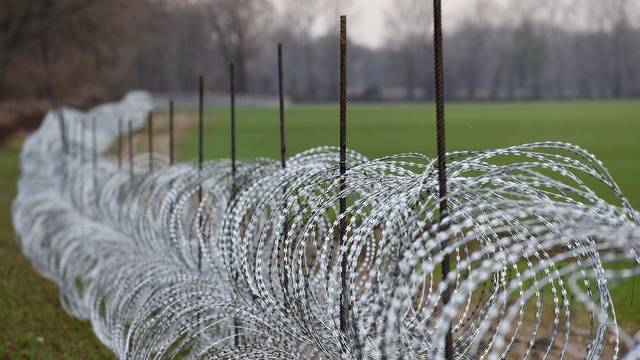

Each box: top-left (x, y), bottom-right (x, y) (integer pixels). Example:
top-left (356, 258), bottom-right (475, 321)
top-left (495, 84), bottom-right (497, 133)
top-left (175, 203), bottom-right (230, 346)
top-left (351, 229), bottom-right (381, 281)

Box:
top-left (338, 14), bottom-right (350, 344)
top-left (128, 120), bottom-right (134, 181)
top-left (148, 112), bottom-right (154, 174)
top-left (228, 62), bottom-right (241, 346)
top-left (278, 42), bottom-right (291, 295)
top-left (57, 110), bottom-right (68, 154)
top-left (118, 118), bottom-right (123, 170)
top-left (92, 117), bottom-right (97, 199)
top-left (278, 43), bottom-right (286, 169)
top-left (81, 120), bottom-right (86, 163)
top-left (432, 0), bottom-right (453, 359)
top-left (198, 76), bottom-right (204, 204)
top-left (169, 101), bottom-right (175, 165)
top-left (230, 63), bottom-right (237, 193)
top-left (197, 76), bottom-right (204, 272)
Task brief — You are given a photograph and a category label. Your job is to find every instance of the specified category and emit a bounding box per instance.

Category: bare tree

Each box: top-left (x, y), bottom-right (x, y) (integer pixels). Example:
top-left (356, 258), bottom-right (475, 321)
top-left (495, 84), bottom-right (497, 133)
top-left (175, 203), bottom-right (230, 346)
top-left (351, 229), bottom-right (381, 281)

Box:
top-left (450, 0), bottom-right (497, 99)
top-left (203, 0), bottom-right (272, 93)
top-left (385, 0), bottom-right (432, 100)
top-left (3, 0), bottom-right (639, 104)
top-left (603, 0), bottom-right (632, 97)
top-left (0, 0), bottom-right (33, 98)
top-left (0, 0), bottom-right (141, 102)
top-left (0, 0), bottom-right (99, 99)
top-left (281, 0), bottom-right (325, 100)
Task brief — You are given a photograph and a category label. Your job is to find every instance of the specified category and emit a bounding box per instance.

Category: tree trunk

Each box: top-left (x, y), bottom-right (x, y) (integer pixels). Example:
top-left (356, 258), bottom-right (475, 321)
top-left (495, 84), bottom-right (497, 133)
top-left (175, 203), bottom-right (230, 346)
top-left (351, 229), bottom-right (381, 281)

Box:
top-left (404, 51), bottom-right (416, 101)
top-left (303, 40), bottom-right (317, 101)
top-left (0, 54), bottom-right (8, 101)
top-left (489, 62), bottom-right (503, 101)
top-left (236, 53), bottom-right (248, 93)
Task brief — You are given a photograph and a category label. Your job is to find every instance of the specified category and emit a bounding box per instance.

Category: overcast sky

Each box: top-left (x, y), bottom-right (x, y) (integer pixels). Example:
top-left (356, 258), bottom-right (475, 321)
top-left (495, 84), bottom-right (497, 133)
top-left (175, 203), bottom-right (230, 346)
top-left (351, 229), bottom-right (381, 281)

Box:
top-left (347, 0), bottom-right (388, 48)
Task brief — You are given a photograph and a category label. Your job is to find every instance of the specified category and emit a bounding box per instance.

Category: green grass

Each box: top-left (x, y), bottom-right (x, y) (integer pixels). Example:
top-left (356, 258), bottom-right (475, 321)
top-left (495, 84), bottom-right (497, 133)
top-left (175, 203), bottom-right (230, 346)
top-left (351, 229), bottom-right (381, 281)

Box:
top-left (0, 100), bottom-right (638, 357)
top-left (178, 100), bottom-right (640, 208)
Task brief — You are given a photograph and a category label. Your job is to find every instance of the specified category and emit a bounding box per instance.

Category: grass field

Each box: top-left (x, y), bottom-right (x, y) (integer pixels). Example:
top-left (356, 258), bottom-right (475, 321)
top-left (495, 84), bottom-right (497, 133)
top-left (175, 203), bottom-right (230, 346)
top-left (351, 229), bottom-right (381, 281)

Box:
top-left (1, 100), bottom-right (638, 358)
top-left (179, 101), bottom-right (640, 208)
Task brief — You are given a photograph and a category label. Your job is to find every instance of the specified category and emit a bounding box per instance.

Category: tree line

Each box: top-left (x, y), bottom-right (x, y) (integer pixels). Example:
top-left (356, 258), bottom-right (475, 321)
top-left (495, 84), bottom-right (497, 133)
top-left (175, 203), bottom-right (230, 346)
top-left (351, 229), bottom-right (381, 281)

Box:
top-left (2, 0), bottom-right (639, 107)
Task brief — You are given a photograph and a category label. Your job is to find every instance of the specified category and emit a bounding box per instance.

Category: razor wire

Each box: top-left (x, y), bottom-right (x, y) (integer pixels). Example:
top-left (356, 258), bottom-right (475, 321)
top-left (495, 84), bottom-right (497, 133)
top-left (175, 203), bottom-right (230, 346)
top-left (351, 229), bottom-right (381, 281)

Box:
top-left (11, 93), bottom-right (640, 359)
